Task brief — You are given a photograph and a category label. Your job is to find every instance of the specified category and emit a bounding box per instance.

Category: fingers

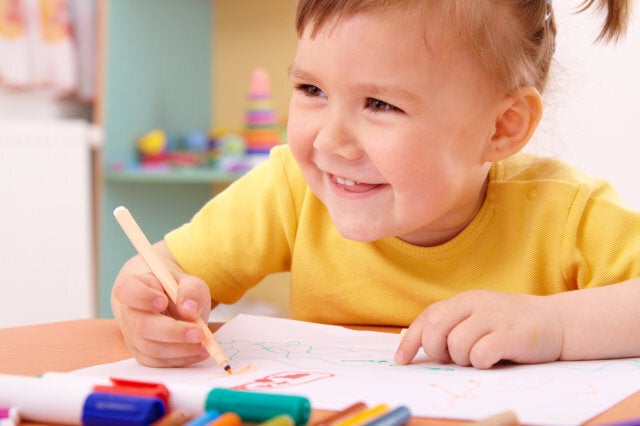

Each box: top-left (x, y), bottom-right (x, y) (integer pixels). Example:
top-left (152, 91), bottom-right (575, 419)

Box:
top-left (469, 332), bottom-right (511, 369)
top-left (119, 306), bottom-right (210, 367)
top-left (447, 317), bottom-right (499, 368)
top-left (395, 291), bottom-right (519, 369)
top-left (395, 299), bottom-right (471, 365)
top-left (113, 272), bottom-right (169, 313)
top-left (113, 271), bottom-right (214, 367)
top-left (394, 323), bottom-right (424, 365)
top-left (175, 273), bottom-right (213, 322)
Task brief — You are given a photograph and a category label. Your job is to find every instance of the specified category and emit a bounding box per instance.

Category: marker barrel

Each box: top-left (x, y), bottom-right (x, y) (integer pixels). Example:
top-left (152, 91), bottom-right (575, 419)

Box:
top-left (362, 406), bottom-right (412, 426)
top-left (205, 388), bottom-right (311, 426)
top-left (0, 374), bottom-right (92, 424)
top-left (0, 373), bottom-right (210, 423)
top-left (0, 374), bottom-right (312, 426)
top-left (41, 372), bottom-right (211, 417)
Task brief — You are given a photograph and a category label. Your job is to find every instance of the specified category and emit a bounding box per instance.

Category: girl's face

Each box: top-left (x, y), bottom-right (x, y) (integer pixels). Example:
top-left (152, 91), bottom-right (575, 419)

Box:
top-left (287, 9), bottom-right (505, 247)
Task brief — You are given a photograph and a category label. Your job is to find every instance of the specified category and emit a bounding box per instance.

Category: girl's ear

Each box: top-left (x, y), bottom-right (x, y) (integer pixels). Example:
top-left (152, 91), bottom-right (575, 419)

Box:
top-left (482, 86), bottom-right (543, 162)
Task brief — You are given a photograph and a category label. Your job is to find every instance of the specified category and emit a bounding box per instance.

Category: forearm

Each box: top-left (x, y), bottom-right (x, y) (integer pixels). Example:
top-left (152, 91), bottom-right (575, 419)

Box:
top-left (552, 278), bottom-right (640, 360)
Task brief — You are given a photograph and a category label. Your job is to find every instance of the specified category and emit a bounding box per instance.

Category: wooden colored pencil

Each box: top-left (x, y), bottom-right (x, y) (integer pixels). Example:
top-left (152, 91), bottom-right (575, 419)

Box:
top-left (469, 411), bottom-right (519, 426)
top-left (113, 206), bottom-right (231, 373)
top-left (311, 402), bottom-right (368, 426)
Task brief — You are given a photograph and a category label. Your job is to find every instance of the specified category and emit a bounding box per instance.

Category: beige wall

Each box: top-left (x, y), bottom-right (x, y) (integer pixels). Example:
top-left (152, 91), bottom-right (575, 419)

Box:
top-left (213, 0), bottom-right (298, 130)
top-left (212, 2), bottom-right (297, 316)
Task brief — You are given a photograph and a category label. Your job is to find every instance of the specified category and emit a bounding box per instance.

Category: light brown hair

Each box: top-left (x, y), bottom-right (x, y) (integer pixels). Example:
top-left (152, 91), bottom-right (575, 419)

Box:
top-left (295, 0), bottom-right (632, 93)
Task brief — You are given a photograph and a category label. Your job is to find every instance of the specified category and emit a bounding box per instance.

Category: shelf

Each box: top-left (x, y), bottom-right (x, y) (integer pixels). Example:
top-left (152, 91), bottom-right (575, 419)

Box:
top-left (104, 167), bottom-right (246, 184)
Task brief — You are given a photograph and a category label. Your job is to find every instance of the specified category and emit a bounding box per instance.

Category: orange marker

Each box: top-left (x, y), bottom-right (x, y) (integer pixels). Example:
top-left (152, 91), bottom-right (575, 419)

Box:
top-left (151, 410), bottom-right (191, 426)
top-left (311, 402), bottom-right (368, 426)
top-left (205, 412), bottom-right (242, 426)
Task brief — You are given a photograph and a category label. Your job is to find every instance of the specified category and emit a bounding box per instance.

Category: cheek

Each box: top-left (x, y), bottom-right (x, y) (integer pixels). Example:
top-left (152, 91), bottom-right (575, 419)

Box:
top-left (287, 96), bottom-right (325, 150)
top-left (286, 119), bottom-right (321, 182)
top-left (286, 112), bottom-right (308, 155)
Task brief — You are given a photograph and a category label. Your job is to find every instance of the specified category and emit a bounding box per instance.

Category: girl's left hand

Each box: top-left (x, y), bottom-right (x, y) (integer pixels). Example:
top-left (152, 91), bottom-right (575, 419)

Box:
top-left (394, 290), bottom-right (564, 369)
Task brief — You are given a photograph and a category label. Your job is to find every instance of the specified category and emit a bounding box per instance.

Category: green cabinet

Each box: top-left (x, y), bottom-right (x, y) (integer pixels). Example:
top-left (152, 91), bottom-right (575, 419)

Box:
top-left (98, 0), bottom-right (214, 317)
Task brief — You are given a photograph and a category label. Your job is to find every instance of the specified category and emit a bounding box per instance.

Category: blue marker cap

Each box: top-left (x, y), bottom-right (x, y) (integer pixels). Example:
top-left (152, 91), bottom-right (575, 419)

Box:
top-left (82, 392), bottom-right (166, 426)
top-left (362, 406), bottom-right (412, 426)
top-left (205, 388), bottom-right (311, 426)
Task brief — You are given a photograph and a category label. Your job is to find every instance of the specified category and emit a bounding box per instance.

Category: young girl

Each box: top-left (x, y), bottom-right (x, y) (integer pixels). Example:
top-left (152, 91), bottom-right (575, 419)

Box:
top-left (112, 0), bottom-right (640, 370)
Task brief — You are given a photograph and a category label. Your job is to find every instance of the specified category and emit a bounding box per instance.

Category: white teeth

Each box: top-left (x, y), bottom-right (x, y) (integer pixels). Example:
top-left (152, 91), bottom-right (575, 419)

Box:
top-left (335, 176), bottom-right (357, 186)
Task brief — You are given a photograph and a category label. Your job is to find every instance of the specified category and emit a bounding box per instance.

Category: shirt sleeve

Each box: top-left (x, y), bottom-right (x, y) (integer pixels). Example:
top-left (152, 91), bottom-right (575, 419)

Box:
top-left (164, 146), bottom-right (304, 304)
top-left (562, 179), bottom-right (640, 289)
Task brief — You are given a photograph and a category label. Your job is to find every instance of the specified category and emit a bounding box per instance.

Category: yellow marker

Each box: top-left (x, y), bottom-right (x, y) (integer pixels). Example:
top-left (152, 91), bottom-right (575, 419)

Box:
top-left (335, 404), bottom-right (390, 426)
top-left (257, 414), bottom-right (295, 426)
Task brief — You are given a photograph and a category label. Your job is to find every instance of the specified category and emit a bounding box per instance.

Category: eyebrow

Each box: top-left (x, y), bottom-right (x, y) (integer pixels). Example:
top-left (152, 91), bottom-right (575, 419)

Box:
top-left (357, 82), bottom-right (419, 104)
top-left (288, 63), bottom-right (419, 103)
top-left (288, 63), bottom-right (315, 82)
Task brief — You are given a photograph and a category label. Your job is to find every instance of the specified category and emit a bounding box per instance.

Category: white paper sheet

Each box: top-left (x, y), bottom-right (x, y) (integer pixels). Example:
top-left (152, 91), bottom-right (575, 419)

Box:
top-left (70, 314), bottom-right (640, 425)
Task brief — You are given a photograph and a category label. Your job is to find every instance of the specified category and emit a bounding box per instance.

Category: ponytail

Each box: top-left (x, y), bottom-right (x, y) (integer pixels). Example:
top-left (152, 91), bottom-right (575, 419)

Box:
top-left (577, 0), bottom-right (633, 42)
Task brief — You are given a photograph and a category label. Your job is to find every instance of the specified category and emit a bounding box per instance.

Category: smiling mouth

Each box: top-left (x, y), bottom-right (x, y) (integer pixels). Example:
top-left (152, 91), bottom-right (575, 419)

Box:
top-left (334, 176), bottom-right (358, 186)
top-left (331, 174), bottom-right (383, 193)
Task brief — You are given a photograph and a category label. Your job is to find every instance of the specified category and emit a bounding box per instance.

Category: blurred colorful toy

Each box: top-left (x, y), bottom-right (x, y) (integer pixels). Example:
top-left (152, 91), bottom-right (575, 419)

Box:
top-left (243, 68), bottom-right (282, 165)
top-left (170, 129), bottom-right (211, 167)
top-left (137, 129), bottom-right (167, 157)
top-left (137, 129), bottom-right (169, 168)
top-left (183, 130), bottom-right (210, 152)
top-left (209, 130), bottom-right (250, 172)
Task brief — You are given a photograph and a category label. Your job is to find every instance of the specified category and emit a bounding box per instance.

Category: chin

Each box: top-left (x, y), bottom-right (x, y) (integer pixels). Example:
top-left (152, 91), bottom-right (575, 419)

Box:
top-left (334, 222), bottom-right (385, 243)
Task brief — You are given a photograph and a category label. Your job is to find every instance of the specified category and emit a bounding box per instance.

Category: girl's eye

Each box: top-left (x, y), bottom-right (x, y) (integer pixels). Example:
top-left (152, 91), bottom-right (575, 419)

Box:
top-left (366, 98), bottom-right (399, 112)
top-left (296, 84), bottom-right (325, 98)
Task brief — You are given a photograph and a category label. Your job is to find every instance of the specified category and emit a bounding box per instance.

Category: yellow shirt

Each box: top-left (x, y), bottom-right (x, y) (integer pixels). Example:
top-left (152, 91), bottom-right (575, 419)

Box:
top-left (165, 146), bottom-right (640, 326)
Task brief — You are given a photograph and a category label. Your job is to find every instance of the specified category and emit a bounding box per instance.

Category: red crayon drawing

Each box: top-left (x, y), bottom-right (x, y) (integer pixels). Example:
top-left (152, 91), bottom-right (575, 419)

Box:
top-left (232, 371), bottom-right (334, 390)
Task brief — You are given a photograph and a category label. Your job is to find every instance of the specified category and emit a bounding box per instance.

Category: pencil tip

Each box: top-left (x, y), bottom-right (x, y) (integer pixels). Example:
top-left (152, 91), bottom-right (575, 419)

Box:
top-left (225, 365), bottom-right (232, 375)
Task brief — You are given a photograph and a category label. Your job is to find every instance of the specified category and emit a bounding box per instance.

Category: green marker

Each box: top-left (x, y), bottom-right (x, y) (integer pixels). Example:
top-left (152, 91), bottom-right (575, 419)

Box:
top-left (205, 388), bottom-right (311, 426)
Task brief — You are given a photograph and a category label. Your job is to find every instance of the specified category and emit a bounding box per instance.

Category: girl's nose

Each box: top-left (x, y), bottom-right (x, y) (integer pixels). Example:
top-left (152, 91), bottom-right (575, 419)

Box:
top-left (312, 109), bottom-right (362, 160)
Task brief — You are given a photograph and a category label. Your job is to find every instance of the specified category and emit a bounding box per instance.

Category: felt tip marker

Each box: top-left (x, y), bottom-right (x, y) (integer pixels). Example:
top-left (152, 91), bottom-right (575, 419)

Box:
top-left (1, 373), bottom-right (310, 424)
top-left (206, 412), bottom-right (243, 426)
top-left (113, 206), bottom-right (231, 374)
top-left (81, 392), bottom-right (166, 426)
top-left (362, 406), bottom-right (411, 426)
top-left (257, 414), bottom-right (296, 426)
top-left (205, 388), bottom-right (311, 426)
top-left (185, 410), bottom-right (221, 426)
top-left (151, 410), bottom-right (192, 426)
top-left (336, 404), bottom-right (390, 426)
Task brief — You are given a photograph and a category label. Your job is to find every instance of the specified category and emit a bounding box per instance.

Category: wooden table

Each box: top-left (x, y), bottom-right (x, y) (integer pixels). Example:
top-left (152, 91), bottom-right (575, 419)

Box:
top-left (0, 319), bottom-right (638, 425)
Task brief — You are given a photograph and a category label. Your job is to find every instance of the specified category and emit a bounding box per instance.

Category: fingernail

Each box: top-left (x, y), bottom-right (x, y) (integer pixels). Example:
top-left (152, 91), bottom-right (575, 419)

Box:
top-left (186, 328), bottom-right (200, 343)
top-left (182, 299), bottom-right (198, 317)
top-left (153, 297), bottom-right (165, 310)
top-left (394, 350), bottom-right (405, 364)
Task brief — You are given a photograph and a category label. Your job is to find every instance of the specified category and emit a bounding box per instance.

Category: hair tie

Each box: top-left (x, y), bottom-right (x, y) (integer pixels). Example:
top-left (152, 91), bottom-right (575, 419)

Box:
top-left (545, 0), bottom-right (552, 21)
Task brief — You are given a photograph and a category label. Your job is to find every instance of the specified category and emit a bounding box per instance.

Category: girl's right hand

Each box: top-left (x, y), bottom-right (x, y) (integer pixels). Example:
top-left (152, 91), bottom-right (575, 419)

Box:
top-left (111, 242), bottom-right (215, 367)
